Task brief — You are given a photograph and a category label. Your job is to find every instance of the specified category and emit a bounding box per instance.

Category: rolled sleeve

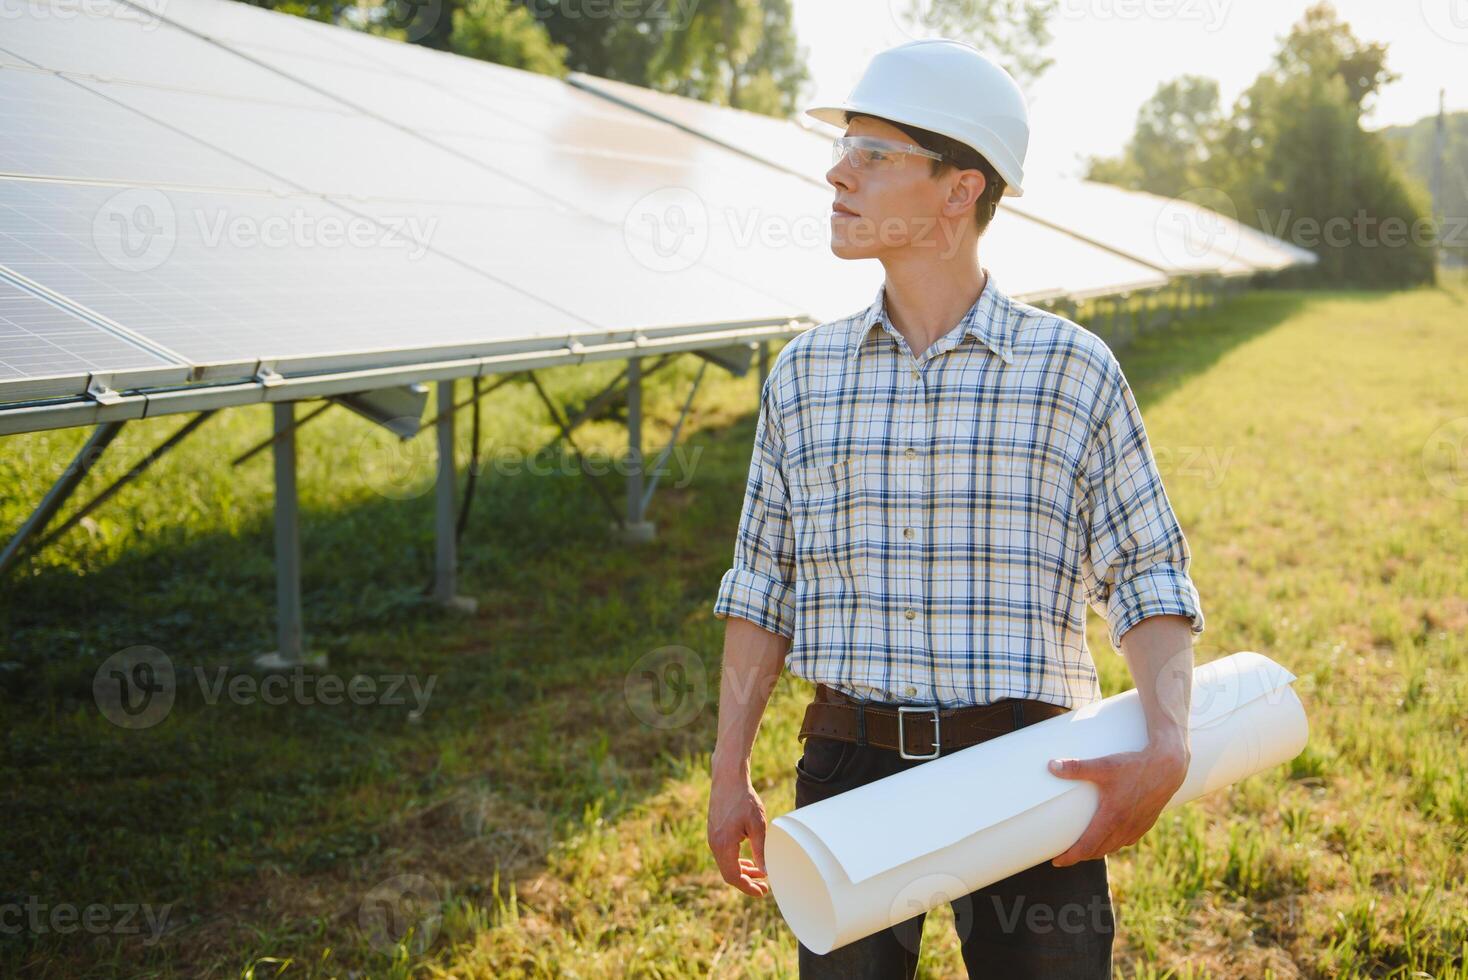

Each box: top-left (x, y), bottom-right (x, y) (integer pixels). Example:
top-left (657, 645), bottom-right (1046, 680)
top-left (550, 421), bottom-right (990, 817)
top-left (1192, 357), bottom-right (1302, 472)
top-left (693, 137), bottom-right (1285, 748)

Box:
top-left (712, 370), bottom-right (796, 639)
top-left (1080, 362), bottom-right (1205, 651)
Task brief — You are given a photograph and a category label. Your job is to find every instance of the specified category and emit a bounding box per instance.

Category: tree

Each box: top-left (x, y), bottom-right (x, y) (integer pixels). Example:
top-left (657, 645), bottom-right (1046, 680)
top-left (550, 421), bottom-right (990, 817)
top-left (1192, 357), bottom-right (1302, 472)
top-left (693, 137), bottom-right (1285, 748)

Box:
top-left (1086, 76), bottom-right (1224, 200)
top-left (1221, 4), bottom-right (1431, 286)
top-left (1086, 2), bottom-right (1434, 288)
top-left (645, 0), bottom-right (762, 105)
top-left (629, 0), bottom-right (809, 118)
top-left (379, 0), bottom-right (459, 49)
top-left (725, 0), bottom-right (810, 117)
top-left (1379, 110), bottom-right (1468, 268)
top-left (1268, 1), bottom-right (1395, 111)
top-left (534, 1), bottom-right (667, 85)
top-left (450, 0), bottom-right (568, 75)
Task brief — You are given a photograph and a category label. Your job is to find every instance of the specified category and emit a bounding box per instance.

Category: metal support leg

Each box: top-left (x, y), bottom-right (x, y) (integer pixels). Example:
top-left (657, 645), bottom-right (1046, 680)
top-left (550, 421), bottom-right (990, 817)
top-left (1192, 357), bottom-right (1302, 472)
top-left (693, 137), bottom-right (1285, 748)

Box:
top-left (256, 402), bottom-right (322, 668)
top-left (0, 421), bottom-right (124, 578)
top-left (617, 356), bottom-right (656, 543)
top-left (37, 412), bottom-right (215, 552)
top-left (432, 379), bottom-right (477, 613)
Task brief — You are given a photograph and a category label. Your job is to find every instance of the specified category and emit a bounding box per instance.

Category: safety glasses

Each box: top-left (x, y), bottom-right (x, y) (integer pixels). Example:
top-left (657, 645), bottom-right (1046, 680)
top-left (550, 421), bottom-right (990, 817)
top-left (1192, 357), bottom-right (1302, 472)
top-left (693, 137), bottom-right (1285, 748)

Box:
top-left (831, 135), bottom-right (945, 171)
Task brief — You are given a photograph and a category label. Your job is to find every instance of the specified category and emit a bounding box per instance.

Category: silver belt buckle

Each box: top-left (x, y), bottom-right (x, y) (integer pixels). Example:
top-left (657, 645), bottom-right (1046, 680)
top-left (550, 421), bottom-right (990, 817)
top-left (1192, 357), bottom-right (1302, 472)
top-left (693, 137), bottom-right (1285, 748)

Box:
top-left (897, 705), bottom-right (941, 760)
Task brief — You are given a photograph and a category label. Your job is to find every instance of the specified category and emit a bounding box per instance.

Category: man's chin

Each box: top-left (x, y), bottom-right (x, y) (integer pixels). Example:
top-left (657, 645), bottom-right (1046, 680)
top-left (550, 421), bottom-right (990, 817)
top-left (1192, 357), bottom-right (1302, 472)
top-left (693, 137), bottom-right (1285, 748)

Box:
top-left (829, 239), bottom-right (878, 260)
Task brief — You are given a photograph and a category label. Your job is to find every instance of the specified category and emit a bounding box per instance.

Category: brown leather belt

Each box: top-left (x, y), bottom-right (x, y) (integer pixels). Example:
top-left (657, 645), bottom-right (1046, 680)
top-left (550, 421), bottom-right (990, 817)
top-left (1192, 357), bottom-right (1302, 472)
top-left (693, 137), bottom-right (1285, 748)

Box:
top-left (799, 683), bottom-right (1070, 760)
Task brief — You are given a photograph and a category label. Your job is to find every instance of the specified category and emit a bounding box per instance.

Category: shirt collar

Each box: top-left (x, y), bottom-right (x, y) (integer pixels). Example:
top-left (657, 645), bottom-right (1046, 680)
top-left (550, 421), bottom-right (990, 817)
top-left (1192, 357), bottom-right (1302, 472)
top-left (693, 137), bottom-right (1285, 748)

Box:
top-left (846, 268), bottom-right (1014, 365)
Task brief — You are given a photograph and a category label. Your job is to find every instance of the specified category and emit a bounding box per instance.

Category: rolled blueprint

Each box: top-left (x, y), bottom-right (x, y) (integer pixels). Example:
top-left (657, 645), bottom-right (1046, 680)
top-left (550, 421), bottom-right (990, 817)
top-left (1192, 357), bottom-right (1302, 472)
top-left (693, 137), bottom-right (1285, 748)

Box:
top-left (766, 651), bottom-right (1309, 954)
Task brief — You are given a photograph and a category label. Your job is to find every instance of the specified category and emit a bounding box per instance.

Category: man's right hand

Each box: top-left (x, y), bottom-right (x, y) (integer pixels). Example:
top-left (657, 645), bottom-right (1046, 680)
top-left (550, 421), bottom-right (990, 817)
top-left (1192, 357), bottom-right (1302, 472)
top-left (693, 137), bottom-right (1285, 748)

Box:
top-left (707, 763), bottom-right (771, 898)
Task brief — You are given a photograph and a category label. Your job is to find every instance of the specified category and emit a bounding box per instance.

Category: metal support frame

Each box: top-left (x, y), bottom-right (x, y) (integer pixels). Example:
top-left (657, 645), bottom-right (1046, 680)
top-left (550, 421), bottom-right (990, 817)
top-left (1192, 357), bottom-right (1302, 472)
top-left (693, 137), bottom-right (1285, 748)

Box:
top-left (1069, 275), bottom-right (1247, 354)
top-left (618, 356), bottom-right (656, 542)
top-left (637, 359), bottom-right (708, 519)
top-left (232, 401), bottom-right (334, 467)
top-left (35, 412), bottom-right (216, 553)
top-left (255, 402), bottom-right (323, 668)
top-left (529, 352), bottom-right (680, 460)
top-left (523, 350), bottom-right (710, 543)
top-left (431, 379), bottom-right (478, 614)
top-left (0, 421), bottom-right (125, 578)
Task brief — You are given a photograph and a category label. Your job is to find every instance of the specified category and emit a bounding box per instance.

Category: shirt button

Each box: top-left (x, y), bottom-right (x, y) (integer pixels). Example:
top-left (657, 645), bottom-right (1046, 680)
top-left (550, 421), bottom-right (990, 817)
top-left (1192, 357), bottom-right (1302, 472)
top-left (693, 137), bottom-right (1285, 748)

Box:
top-left (904, 685), bottom-right (917, 696)
top-left (910, 369), bottom-right (919, 381)
top-left (904, 608), bottom-right (917, 620)
top-left (904, 447), bottom-right (917, 459)
top-left (903, 527), bottom-right (914, 539)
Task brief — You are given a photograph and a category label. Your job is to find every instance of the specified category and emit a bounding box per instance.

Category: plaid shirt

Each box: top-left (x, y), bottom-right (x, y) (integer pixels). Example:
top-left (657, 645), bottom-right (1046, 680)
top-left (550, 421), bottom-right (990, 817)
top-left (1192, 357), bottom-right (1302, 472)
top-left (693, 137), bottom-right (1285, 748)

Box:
top-left (711, 268), bottom-right (1204, 708)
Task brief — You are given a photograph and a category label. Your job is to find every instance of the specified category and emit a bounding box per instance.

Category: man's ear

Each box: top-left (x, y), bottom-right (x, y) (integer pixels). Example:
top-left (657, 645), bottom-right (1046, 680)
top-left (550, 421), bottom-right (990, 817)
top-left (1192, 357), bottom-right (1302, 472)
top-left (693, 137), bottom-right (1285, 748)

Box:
top-left (945, 169), bottom-right (987, 216)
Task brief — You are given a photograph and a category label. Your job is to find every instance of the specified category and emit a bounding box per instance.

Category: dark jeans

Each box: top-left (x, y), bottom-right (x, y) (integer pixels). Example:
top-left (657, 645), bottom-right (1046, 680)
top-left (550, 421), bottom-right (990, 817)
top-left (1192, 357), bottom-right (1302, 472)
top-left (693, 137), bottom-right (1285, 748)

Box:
top-left (793, 729), bottom-right (1114, 979)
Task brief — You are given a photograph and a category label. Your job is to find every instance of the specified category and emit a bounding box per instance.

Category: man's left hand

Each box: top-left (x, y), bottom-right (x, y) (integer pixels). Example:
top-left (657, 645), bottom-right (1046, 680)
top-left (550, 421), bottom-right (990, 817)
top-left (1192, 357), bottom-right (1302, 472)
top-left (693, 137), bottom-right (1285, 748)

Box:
top-left (1046, 739), bottom-right (1189, 867)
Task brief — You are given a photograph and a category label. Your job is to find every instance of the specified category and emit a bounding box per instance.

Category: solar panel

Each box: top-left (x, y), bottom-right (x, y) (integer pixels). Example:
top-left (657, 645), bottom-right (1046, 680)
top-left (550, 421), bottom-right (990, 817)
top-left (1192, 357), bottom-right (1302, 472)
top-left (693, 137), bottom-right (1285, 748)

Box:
top-left (1143, 190), bottom-right (1319, 271)
top-left (135, 17), bottom-right (1144, 321)
top-left (568, 72), bottom-right (833, 183)
top-left (76, 0), bottom-right (1176, 316)
top-left (0, 274), bottom-right (182, 400)
top-left (330, 196), bottom-right (820, 336)
top-left (982, 210), bottom-right (1169, 300)
top-left (63, 75), bottom-right (538, 206)
top-left (0, 1), bottom-right (345, 110)
top-left (1012, 177), bottom-right (1254, 277)
top-left (7, 2), bottom-right (869, 326)
top-left (110, 0), bottom-right (390, 69)
top-left (0, 63), bottom-right (282, 191)
top-left (0, 4), bottom-right (812, 409)
top-left (0, 176), bottom-right (607, 378)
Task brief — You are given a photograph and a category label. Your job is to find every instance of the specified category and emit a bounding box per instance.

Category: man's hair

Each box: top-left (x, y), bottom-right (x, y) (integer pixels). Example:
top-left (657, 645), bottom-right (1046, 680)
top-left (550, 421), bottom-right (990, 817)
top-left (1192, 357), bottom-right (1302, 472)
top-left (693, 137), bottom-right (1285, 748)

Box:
top-left (846, 112), bottom-right (1007, 237)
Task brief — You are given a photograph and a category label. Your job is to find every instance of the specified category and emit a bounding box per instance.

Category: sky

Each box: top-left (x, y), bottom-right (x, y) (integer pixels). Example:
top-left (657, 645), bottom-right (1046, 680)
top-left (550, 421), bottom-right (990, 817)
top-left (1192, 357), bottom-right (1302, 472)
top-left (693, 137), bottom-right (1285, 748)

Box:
top-left (789, 0), bottom-right (1467, 180)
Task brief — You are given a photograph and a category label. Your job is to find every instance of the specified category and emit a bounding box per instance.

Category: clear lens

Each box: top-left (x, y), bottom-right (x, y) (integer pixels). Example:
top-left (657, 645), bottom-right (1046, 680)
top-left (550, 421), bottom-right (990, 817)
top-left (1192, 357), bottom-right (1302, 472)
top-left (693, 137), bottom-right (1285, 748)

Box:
top-left (831, 137), bottom-right (919, 172)
top-left (831, 138), bottom-right (855, 168)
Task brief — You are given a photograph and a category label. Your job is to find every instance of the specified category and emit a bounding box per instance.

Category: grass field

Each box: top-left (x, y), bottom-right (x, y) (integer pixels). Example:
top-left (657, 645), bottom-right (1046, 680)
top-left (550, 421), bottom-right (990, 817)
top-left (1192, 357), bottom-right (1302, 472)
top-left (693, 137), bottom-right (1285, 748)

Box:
top-left (1, 276), bottom-right (1466, 978)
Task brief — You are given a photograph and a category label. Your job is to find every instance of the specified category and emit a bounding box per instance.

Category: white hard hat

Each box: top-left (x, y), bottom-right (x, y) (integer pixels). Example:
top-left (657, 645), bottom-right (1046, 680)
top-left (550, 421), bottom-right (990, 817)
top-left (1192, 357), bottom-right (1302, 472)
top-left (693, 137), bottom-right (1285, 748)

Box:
top-left (805, 38), bottom-right (1029, 198)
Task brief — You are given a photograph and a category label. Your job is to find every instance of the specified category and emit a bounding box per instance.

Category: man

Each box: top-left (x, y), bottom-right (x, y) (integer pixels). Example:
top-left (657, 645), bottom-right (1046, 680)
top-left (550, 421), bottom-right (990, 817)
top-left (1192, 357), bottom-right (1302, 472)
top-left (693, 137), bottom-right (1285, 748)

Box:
top-left (706, 39), bottom-right (1204, 979)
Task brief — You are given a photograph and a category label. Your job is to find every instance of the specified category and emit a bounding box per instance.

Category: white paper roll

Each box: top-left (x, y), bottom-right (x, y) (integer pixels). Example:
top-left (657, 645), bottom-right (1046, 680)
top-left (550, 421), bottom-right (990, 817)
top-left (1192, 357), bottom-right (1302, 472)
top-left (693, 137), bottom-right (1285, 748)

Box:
top-left (766, 651), bottom-right (1309, 954)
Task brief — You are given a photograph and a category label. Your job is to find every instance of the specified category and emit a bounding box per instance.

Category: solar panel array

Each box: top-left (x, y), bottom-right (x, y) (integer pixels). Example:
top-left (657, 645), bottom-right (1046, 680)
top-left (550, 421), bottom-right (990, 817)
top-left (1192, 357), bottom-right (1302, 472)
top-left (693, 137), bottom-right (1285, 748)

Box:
top-left (0, 0), bottom-right (817, 419)
top-left (0, 0), bottom-right (1316, 432)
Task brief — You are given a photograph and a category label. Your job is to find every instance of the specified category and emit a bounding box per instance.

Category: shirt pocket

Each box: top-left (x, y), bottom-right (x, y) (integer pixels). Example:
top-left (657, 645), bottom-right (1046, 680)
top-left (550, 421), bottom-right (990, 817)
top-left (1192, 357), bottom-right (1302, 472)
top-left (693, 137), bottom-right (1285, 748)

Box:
top-left (788, 455), bottom-right (870, 591)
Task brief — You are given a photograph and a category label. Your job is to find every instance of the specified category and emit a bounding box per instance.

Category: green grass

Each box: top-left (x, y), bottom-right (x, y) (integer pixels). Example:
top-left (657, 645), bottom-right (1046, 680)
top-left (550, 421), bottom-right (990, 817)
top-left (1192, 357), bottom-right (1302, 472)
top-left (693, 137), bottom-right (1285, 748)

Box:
top-left (1, 277), bottom-right (1465, 977)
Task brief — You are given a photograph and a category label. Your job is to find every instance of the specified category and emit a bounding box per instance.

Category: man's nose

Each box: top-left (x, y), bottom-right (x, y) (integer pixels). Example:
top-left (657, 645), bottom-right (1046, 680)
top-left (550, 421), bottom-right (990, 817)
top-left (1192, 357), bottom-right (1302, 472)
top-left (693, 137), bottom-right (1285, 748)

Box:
top-left (827, 158), bottom-right (854, 191)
